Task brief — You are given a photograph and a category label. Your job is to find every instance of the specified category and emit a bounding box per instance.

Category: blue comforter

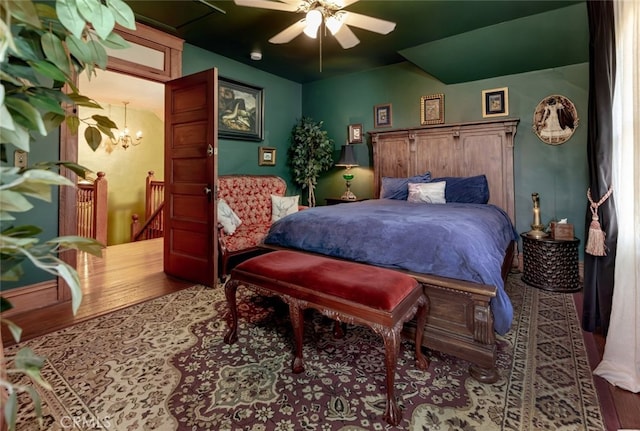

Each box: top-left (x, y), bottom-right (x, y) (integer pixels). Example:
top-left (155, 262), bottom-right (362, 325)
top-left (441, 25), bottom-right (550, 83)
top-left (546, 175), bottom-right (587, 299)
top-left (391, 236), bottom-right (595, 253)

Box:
top-left (263, 199), bottom-right (518, 335)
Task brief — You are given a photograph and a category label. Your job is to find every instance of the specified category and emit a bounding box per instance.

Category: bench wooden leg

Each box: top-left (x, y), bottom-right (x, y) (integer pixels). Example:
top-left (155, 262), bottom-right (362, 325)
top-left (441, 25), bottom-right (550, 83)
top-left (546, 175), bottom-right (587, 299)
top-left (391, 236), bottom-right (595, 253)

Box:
top-left (414, 295), bottom-right (430, 371)
top-left (382, 328), bottom-right (402, 426)
top-left (223, 279), bottom-right (240, 344)
top-left (289, 301), bottom-right (306, 374)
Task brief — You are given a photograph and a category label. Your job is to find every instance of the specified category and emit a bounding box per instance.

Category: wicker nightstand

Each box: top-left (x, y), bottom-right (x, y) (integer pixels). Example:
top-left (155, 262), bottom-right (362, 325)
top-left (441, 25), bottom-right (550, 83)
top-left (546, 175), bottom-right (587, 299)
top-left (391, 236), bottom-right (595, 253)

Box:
top-left (520, 233), bottom-right (581, 293)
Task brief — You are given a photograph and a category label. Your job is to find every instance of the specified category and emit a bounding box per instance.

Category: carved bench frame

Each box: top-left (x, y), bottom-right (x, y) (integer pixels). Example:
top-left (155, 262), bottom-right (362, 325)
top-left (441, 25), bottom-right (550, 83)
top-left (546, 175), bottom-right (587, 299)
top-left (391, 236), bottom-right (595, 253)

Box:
top-left (224, 259), bottom-right (429, 426)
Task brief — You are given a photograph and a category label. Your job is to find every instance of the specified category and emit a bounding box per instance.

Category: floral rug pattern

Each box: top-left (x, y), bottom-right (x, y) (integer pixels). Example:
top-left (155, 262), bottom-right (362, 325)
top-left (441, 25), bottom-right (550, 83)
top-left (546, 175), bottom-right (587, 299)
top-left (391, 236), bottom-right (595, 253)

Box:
top-left (7, 273), bottom-right (605, 430)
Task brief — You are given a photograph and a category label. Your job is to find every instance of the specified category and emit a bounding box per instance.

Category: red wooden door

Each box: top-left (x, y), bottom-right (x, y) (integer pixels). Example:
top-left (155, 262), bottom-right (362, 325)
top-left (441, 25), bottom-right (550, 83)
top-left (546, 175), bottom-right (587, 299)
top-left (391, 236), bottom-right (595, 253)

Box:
top-left (164, 69), bottom-right (218, 286)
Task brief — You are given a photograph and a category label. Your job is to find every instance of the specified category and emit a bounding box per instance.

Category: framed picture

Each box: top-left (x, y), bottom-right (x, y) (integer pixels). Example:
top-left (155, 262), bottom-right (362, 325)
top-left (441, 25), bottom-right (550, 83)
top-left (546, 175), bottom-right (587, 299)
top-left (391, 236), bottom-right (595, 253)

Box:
top-left (420, 94), bottom-right (444, 125)
top-left (374, 103), bottom-right (392, 128)
top-left (219, 77), bottom-right (264, 141)
top-left (348, 124), bottom-right (363, 144)
top-left (482, 87), bottom-right (509, 118)
top-left (258, 146), bottom-right (276, 166)
top-left (532, 94), bottom-right (579, 145)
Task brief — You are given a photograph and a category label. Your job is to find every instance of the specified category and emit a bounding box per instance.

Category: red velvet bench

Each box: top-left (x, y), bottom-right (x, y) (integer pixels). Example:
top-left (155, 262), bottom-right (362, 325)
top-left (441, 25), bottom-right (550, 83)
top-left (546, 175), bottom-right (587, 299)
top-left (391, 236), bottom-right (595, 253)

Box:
top-left (223, 250), bottom-right (429, 426)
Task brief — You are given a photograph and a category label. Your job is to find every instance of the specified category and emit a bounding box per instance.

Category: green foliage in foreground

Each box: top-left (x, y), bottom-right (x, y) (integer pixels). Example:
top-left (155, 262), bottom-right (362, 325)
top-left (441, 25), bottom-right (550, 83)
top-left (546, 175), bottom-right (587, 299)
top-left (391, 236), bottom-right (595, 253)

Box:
top-left (1, 0), bottom-right (137, 428)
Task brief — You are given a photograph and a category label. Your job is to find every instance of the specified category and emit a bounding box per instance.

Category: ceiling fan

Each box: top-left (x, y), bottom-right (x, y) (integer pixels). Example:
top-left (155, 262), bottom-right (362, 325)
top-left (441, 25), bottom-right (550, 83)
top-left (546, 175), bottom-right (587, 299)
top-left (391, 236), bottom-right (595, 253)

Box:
top-left (233, 0), bottom-right (396, 49)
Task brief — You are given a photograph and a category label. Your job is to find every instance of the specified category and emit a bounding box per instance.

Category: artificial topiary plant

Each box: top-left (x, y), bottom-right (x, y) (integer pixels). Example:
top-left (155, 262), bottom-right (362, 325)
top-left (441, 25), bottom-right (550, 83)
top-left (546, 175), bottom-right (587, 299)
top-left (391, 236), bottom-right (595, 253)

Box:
top-left (288, 117), bottom-right (334, 207)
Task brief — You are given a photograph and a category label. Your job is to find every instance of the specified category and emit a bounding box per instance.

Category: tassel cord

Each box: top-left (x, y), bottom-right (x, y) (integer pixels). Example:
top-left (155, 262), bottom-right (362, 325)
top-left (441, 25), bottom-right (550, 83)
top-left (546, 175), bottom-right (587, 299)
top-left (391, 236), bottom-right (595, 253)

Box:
top-left (587, 187), bottom-right (613, 216)
top-left (586, 187), bottom-right (613, 256)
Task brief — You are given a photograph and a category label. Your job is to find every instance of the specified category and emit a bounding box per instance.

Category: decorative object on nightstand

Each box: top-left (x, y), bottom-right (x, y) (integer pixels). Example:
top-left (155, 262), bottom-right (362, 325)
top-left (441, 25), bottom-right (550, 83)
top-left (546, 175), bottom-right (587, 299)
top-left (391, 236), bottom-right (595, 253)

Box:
top-left (527, 192), bottom-right (548, 238)
top-left (550, 220), bottom-right (574, 240)
top-left (520, 233), bottom-right (581, 293)
top-left (335, 143), bottom-right (359, 200)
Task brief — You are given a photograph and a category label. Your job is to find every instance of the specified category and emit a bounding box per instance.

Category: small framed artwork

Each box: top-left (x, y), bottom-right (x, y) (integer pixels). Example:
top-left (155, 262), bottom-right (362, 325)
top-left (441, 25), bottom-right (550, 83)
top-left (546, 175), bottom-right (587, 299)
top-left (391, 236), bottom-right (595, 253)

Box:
top-left (482, 87), bottom-right (509, 118)
top-left (374, 103), bottom-right (392, 128)
top-left (219, 77), bottom-right (264, 141)
top-left (420, 94), bottom-right (444, 125)
top-left (258, 147), bottom-right (276, 166)
top-left (348, 124), bottom-right (363, 144)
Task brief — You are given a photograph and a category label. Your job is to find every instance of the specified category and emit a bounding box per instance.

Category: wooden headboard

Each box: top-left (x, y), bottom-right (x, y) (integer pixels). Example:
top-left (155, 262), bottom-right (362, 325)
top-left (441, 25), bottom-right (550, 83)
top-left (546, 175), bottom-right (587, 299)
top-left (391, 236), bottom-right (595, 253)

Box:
top-left (369, 118), bottom-right (519, 225)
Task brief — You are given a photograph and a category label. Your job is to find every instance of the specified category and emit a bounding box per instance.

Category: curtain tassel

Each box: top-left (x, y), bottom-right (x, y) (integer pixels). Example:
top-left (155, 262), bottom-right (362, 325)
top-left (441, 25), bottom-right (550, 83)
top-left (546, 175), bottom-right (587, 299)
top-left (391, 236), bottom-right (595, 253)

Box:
top-left (586, 187), bottom-right (613, 256)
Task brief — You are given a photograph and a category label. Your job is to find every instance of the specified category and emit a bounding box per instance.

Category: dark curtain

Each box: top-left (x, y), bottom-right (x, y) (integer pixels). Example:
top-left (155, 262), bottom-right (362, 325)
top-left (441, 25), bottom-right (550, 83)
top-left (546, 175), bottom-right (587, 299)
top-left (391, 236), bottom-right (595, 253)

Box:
top-left (582, 1), bottom-right (618, 334)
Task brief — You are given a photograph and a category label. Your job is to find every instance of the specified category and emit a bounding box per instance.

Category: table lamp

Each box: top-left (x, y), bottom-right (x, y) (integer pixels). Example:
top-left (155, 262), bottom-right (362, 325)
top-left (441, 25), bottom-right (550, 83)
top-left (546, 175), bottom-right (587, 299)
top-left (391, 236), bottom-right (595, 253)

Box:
top-left (336, 144), bottom-right (359, 200)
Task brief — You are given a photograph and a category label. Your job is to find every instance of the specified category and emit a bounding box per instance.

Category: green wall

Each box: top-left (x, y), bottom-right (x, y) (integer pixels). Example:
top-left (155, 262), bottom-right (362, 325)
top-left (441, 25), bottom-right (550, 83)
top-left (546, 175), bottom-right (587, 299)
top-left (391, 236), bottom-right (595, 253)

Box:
top-left (182, 44), bottom-right (303, 194)
top-left (1, 130), bottom-right (61, 289)
top-left (302, 61), bottom-right (589, 257)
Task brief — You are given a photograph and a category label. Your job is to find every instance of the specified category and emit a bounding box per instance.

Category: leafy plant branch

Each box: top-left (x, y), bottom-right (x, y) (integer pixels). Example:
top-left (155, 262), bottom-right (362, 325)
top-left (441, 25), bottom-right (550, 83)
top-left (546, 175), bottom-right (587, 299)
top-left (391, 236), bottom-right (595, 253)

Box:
top-left (1, 0), bottom-right (138, 429)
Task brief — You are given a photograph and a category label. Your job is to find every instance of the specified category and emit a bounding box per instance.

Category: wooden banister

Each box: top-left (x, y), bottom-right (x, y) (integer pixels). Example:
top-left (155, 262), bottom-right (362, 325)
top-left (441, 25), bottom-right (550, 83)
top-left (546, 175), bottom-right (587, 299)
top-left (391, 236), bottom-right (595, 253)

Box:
top-left (132, 202), bottom-right (165, 241)
top-left (77, 171), bottom-right (108, 245)
top-left (131, 171), bottom-right (165, 241)
top-left (145, 171), bottom-right (164, 219)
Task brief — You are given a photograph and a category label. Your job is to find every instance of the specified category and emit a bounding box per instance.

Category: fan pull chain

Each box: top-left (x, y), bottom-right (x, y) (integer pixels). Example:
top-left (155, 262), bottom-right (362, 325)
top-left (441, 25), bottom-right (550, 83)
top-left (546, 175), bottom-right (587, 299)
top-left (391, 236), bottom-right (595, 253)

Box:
top-left (319, 26), bottom-right (323, 72)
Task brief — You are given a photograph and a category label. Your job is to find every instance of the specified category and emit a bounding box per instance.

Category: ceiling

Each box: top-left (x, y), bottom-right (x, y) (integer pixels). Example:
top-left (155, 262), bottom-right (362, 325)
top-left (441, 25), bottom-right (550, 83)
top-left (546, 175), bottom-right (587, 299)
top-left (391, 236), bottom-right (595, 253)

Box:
top-left (125, 0), bottom-right (588, 84)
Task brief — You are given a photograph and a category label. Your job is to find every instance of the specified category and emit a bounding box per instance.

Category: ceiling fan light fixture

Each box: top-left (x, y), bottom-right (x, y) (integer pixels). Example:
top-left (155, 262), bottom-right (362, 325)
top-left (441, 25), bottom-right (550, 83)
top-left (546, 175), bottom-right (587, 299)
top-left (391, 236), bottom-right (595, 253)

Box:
top-left (306, 8), bottom-right (323, 27)
top-left (325, 15), bottom-right (343, 35)
top-left (303, 8), bottom-right (322, 38)
top-left (303, 22), bottom-right (320, 38)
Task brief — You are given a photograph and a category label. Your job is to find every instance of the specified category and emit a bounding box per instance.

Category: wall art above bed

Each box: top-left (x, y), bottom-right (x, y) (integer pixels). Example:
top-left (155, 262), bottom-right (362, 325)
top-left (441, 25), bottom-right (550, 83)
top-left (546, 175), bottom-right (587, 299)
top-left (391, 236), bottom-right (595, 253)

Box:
top-left (420, 93), bottom-right (444, 125)
top-left (482, 87), bottom-right (509, 118)
top-left (374, 103), bottom-right (392, 128)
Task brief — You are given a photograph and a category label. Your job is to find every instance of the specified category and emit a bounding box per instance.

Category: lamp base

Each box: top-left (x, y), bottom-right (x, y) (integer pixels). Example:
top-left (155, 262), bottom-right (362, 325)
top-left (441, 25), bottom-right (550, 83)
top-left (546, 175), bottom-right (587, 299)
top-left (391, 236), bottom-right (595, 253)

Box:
top-left (341, 190), bottom-right (357, 201)
top-left (527, 226), bottom-right (548, 239)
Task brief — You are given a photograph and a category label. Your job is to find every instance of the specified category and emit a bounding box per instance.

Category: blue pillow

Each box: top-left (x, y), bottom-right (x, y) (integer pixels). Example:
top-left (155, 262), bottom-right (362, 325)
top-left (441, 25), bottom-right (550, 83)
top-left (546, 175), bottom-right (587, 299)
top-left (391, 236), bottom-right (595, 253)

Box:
top-left (431, 175), bottom-right (490, 204)
top-left (380, 172), bottom-right (431, 200)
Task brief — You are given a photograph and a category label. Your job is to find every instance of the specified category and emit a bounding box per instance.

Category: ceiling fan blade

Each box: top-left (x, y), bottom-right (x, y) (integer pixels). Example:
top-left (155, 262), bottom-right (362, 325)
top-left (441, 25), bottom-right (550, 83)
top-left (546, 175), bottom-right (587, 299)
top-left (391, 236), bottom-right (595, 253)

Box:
top-left (333, 0), bottom-right (359, 8)
top-left (269, 19), bottom-right (306, 44)
top-left (333, 24), bottom-right (360, 49)
top-left (342, 11), bottom-right (396, 34)
top-left (233, 0), bottom-right (299, 12)
top-left (194, 0), bottom-right (226, 14)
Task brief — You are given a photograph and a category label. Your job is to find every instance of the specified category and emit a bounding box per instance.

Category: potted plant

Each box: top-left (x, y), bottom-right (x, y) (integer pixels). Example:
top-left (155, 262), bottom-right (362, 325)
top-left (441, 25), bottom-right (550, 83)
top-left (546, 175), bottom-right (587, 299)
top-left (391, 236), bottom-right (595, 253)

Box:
top-left (288, 117), bottom-right (334, 207)
top-left (1, 0), bottom-right (135, 429)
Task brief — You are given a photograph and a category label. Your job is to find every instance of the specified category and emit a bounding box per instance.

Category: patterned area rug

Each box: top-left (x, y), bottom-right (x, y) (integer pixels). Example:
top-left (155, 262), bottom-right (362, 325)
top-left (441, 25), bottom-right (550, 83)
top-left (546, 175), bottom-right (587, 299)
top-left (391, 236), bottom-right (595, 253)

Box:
top-left (8, 273), bottom-right (606, 430)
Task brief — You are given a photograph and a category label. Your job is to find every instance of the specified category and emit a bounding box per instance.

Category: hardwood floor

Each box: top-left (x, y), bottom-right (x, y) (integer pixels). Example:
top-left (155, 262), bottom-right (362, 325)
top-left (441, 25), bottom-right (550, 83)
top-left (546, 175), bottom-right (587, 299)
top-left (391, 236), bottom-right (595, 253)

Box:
top-left (1, 238), bottom-right (192, 346)
top-left (1, 239), bottom-right (638, 430)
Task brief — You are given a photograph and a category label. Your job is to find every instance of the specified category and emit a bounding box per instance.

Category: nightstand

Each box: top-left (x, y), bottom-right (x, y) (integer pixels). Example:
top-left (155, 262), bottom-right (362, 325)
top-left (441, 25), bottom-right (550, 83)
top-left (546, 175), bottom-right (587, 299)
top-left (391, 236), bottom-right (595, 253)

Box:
top-left (520, 233), bottom-right (581, 292)
top-left (325, 198), bottom-right (368, 206)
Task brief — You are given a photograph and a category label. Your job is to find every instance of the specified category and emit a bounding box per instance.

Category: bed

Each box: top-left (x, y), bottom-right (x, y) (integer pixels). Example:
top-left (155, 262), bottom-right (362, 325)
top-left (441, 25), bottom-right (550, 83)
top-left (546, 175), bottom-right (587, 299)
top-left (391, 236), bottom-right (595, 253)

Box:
top-left (265, 118), bottom-right (519, 383)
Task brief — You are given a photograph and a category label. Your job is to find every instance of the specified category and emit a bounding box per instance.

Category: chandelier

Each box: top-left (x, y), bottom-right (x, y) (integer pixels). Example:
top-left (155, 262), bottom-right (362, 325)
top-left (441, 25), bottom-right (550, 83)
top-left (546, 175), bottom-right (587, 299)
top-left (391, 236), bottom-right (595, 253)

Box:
top-left (111, 101), bottom-right (143, 150)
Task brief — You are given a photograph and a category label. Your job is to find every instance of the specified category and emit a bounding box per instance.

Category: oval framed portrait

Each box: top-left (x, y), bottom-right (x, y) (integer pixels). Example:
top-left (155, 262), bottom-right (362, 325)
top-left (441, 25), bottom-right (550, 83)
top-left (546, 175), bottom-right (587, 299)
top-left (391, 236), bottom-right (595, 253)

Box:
top-left (532, 95), bottom-right (579, 145)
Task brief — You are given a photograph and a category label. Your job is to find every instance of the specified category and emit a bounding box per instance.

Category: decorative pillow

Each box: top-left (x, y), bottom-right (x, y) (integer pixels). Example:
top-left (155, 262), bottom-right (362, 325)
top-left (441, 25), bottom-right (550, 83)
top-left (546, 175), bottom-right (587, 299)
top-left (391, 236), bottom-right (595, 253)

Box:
top-left (407, 181), bottom-right (446, 204)
top-left (218, 198), bottom-right (242, 235)
top-left (431, 175), bottom-right (490, 204)
top-left (272, 195), bottom-right (299, 222)
top-left (380, 172), bottom-right (432, 200)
